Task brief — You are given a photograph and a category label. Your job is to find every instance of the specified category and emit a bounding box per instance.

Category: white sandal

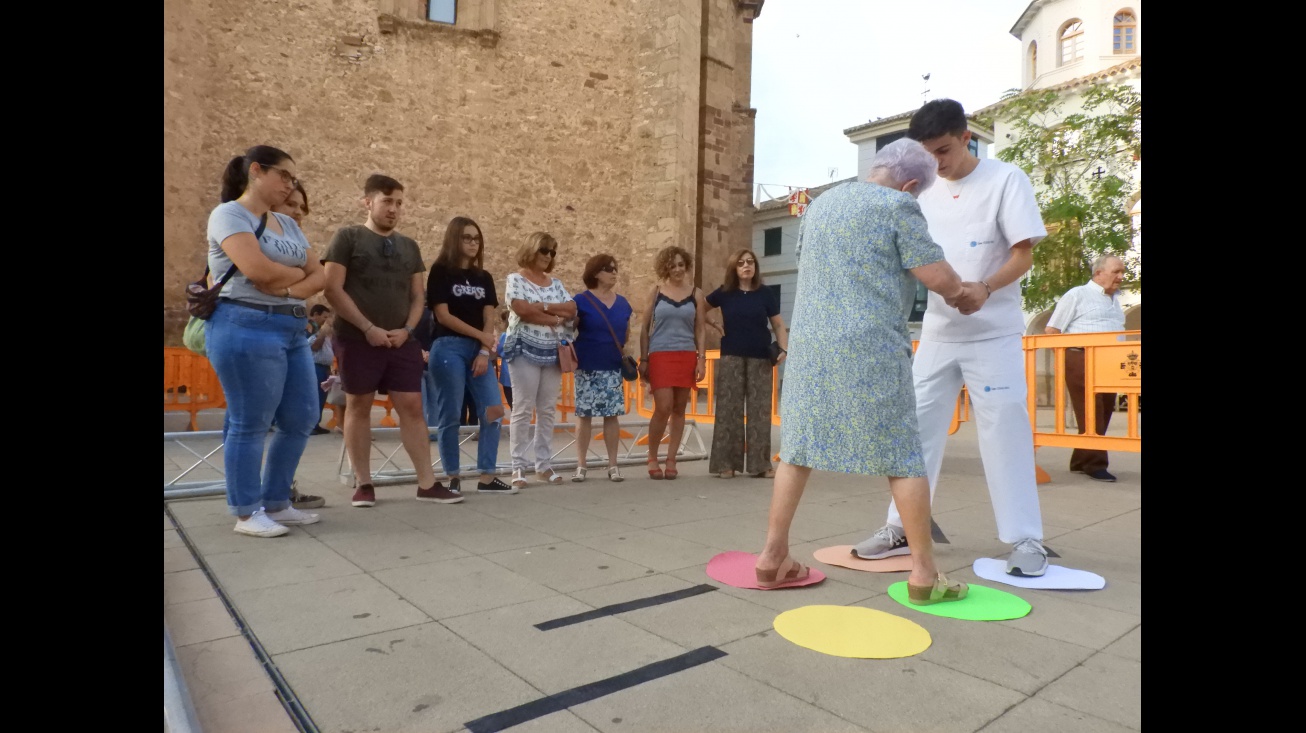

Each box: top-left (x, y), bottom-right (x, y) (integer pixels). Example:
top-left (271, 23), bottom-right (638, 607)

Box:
top-left (511, 469), bottom-right (528, 489)
top-left (607, 466), bottom-right (624, 482)
top-left (540, 469), bottom-right (564, 485)
top-left (571, 467), bottom-right (588, 483)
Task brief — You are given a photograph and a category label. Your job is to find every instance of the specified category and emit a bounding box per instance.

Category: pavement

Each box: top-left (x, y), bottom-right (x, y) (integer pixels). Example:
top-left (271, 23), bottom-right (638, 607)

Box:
top-left (164, 407), bottom-right (1141, 733)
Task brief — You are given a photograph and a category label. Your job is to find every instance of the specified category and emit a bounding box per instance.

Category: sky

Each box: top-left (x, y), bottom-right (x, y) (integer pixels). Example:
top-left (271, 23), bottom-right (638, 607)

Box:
top-left (750, 0), bottom-right (1034, 203)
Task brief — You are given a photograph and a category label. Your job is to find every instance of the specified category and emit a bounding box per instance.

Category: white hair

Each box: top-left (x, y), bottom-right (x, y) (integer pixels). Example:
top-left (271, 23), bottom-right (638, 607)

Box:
top-left (1091, 254), bottom-right (1124, 274)
top-left (868, 138), bottom-right (939, 193)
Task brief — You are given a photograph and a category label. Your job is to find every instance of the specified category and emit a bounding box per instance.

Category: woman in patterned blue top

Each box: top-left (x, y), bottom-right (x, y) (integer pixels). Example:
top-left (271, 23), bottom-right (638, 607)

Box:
top-left (753, 139), bottom-right (987, 603)
top-left (502, 232), bottom-right (578, 488)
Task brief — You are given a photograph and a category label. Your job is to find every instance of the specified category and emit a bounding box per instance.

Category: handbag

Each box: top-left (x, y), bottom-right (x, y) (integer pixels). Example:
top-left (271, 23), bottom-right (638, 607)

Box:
top-left (553, 327), bottom-right (578, 373)
top-left (182, 214), bottom-right (268, 356)
top-left (186, 213), bottom-right (267, 320)
top-left (583, 291), bottom-right (639, 381)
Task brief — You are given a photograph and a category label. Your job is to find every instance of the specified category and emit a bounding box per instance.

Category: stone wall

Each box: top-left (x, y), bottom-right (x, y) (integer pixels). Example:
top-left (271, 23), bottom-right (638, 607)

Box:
top-left (163, 0), bottom-right (758, 344)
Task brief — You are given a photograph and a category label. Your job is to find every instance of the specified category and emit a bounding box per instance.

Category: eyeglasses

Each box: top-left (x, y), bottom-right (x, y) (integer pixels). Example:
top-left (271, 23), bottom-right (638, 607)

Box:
top-left (382, 237), bottom-right (395, 257)
top-left (461, 234), bottom-right (484, 243)
top-left (601, 264), bottom-right (618, 273)
top-left (261, 164), bottom-right (299, 188)
top-left (737, 259), bottom-right (757, 266)
top-left (538, 248), bottom-right (557, 258)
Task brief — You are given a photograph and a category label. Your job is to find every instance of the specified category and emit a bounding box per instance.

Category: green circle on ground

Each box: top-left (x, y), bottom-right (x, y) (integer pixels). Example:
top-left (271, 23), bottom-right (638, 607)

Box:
top-left (886, 582), bottom-right (1031, 621)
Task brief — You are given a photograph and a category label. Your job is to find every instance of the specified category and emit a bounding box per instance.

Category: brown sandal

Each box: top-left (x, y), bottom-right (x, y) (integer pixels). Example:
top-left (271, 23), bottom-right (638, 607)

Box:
top-left (907, 572), bottom-right (969, 605)
top-left (755, 556), bottom-right (810, 589)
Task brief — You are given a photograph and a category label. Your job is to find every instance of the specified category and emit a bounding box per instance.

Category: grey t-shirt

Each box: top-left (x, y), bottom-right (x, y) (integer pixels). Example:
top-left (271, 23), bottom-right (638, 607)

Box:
top-left (206, 201), bottom-right (310, 306)
top-left (322, 225), bottom-right (425, 341)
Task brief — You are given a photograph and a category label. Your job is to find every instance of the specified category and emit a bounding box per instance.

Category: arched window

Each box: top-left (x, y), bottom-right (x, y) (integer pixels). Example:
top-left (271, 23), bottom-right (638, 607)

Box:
top-left (1059, 20), bottom-right (1084, 66)
top-left (1029, 41), bottom-right (1038, 80)
top-left (1113, 10), bottom-right (1137, 54)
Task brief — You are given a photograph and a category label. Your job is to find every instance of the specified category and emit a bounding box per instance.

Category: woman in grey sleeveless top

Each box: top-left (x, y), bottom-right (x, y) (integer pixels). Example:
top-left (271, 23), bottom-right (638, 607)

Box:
top-left (637, 246), bottom-right (706, 480)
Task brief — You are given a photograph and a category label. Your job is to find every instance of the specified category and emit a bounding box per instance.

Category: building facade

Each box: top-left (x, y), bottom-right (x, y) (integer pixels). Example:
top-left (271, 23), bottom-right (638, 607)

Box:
top-left (163, 0), bottom-right (765, 343)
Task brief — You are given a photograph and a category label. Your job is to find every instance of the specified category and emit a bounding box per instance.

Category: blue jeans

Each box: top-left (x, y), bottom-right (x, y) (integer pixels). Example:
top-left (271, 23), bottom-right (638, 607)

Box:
top-left (206, 303), bottom-right (318, 516)
top-left (421, 368), bottom-right (439, 432)
top-left (428, 336), bottom-right (503, 475)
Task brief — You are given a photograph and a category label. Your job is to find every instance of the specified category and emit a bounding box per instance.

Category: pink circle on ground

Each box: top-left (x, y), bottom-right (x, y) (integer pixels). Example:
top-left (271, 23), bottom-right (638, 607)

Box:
top-left (812, 546), bottom-right (914, 573)
top-left (706, 551), bottom-right (826, 590)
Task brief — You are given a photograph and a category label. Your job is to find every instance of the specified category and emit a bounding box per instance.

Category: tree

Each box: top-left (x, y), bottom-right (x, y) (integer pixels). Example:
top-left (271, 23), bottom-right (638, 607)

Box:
top-left (988, 82), bottom-right (1140, 312)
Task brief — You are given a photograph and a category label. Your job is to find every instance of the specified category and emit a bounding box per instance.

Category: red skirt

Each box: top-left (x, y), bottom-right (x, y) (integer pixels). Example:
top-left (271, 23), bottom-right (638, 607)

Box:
top-left (648, 351), bottom-right (697, 390)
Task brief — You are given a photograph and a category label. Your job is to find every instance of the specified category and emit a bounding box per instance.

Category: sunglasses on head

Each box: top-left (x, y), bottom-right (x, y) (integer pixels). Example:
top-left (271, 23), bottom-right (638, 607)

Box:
top-left (538, 247), bottom-right (557, 257)
top-left (600, 264), bottom-right (618, 273)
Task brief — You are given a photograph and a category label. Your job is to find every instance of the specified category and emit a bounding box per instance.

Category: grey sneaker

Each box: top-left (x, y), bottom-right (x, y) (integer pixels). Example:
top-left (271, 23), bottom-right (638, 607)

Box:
top-left (851, 525), bottom-right (909, 559)
top-left (1007, 538), bottom-right (1048, 577)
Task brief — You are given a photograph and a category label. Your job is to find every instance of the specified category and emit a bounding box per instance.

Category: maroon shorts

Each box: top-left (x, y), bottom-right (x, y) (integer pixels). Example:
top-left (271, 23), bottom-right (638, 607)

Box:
top-left (647, 351), bottom-right (698, 390)
top-left (333, 337), bottom-right (424, 395)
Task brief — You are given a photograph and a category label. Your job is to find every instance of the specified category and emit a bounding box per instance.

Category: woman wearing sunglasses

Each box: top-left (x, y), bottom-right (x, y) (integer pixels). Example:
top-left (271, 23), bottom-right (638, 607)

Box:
top-left (502, 232), bottom-right (577, 488)
top-left (570, 254), bottom-right (634, 482)
top-left (703, 248), bottom-right (788, 479)
top-left (425, 217), bottom-right (516, 495)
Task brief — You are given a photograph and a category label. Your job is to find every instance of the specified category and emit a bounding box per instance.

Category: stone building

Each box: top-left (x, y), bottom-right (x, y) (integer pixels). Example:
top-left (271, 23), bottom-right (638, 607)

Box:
top-left (163, 0), bottom-right (764, 343)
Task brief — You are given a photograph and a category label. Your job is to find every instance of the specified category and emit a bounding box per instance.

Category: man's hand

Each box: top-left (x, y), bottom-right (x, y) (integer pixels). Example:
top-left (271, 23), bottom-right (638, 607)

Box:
top-left (948, 282), bottom-right (989, 315)
top-left (385, 329), bottom-right (409, 348)
top-left (364, 325), bottom-right (391, 348)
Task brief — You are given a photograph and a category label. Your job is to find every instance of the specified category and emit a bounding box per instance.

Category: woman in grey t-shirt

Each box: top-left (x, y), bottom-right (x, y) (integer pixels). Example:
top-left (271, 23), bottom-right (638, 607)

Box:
top-left (204, 145), bottom-right (326, 538)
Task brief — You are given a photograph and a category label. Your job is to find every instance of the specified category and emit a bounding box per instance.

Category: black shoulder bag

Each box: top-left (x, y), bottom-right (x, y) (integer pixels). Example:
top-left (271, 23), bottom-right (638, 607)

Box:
top-left (187, 213), bottom-right (268, 320)
top-left (584, 291), bottom-right (639, 381)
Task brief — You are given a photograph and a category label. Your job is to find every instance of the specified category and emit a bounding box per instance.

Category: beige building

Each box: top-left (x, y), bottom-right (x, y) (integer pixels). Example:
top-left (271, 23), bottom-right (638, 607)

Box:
top-left (163, 0), bottom-right (765, 343)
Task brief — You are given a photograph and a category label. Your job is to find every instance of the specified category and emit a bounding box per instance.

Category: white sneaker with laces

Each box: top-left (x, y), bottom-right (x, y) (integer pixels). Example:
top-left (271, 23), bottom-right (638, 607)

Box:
top-left (234, 510), bottom-right (290, 538)
top-left (264, 506), bottom-right (321, 526)
top-left (1006, 538), bottom-right (1049, 577)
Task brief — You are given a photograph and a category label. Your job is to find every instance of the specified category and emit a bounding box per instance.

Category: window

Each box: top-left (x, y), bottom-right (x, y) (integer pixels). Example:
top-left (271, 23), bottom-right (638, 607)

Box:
top-left (968, 137), bottom-right (979, 158)
top-left (908, 281), bottom-right (928, 323)
top-left (429, 0), bottom-right (456, 24)
top-left (763, 227), bottom-right (782, 256)
top-left (1059, 20), bottom-right (1084, 66)
top-left (1028, 41), bottom-right (1037, 80)
top-left (1113, 11), bottom-right (1136, 54)
top-left (875, 130), bottom-right (908, 151)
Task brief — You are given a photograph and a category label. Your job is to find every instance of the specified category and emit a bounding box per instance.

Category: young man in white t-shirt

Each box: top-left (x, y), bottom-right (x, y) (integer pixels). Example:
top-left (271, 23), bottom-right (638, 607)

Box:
top-left (853, 99), bottom-right (1052, 576)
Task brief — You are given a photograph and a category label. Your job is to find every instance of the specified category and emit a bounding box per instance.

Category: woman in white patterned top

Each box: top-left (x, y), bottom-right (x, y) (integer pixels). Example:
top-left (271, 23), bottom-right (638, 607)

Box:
top-left (502, 232), bottom-right (578, 488)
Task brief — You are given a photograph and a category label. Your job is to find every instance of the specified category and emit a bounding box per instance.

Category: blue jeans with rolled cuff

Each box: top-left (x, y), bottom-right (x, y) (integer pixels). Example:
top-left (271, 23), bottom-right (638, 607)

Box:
top-left (428, 336), bottom-right (503, 476)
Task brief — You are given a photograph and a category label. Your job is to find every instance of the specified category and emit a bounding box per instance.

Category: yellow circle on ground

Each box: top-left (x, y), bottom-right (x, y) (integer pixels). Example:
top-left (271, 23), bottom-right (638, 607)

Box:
top-left (773, 605), bottom-right (931, 659)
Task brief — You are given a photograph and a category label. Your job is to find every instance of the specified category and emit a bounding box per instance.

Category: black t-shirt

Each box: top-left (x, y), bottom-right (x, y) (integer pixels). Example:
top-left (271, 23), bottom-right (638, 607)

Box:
top-left (426, 265), bottom-right (500, 339)
top-left (706, 286), bottom-right (780, 359)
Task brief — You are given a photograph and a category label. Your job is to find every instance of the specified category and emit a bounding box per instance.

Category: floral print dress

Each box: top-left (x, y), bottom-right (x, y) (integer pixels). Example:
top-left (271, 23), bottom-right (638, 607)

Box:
top-left (778, 182), bottom-right (946, 477)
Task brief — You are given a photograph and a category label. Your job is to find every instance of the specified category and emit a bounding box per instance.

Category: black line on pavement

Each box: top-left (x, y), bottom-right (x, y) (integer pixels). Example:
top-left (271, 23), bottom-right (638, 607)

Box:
top-left (534, 584), bottom-right (717, 630)
top-left (463, 646), bottom-right (727, 733)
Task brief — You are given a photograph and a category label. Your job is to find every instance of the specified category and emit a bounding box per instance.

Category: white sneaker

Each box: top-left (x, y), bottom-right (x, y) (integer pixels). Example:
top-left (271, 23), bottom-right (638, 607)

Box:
top-left (234, 510), bottom-right (290, 538)
top-left (264, 506), bottom-right (321, 526)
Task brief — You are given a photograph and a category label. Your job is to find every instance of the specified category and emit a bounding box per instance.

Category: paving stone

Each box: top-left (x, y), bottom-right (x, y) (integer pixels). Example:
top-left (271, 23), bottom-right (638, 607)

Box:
top-left (167, 597), bottom-right (240, 647)
top-left (1101, 625), bottom-right (1141, 663)
top-left (1035, 653), bottom-right (1142, 730)
top-left (575, 529), bottom-right (719, 572)
top-left (166, 568), bottom-right (217, 606)
top-left (229, 573), bottom-right (431, 655)
top-left (484, 542), bottom-right (652, 593)
top-left (313, 527), bottom-right (472, 572)
top-left (272, 622), bottom-right (546, 733)
top-left (373, 555), bottom-right (558, 619)
top-left (203, 540), bottom-right (364, 594)
top-left (165, 546), bottom-right (200, 574)
top-left (983, 698), bottom-right (1137, 733)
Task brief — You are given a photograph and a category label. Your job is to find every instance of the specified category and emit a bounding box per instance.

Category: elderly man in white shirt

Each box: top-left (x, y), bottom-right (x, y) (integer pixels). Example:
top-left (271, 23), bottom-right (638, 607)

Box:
top-left (1044, 255), bottom-right (1128, 482)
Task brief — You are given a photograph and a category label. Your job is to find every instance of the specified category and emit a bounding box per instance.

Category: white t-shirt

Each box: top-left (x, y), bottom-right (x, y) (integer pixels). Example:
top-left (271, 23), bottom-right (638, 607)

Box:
top-left (918, 158), bottom-right (1046, 343)
top-left (1046, 280), bottom-right (1125, 334)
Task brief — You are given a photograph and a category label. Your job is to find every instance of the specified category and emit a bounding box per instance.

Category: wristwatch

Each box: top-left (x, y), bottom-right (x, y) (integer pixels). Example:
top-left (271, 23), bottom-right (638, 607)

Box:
top-left (404, 326), bottom-right (416, 338)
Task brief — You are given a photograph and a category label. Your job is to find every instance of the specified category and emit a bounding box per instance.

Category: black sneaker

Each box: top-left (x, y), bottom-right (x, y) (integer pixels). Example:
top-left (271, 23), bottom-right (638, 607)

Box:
top-left (1087, 469), bottom-right (1117, 483)
top-left (477, 477), bottom-right (519, 495)
top-left (448, 477), bottom-right (462, 494)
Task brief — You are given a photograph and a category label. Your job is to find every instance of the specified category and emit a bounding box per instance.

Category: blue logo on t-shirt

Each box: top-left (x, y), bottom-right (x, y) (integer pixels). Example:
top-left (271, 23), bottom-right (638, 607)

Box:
top-left (970, 241), bottom-right (978, 247)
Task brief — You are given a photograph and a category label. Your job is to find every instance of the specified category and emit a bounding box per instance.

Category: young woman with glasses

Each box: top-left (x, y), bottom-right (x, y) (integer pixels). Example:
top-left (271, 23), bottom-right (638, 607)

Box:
top-left (424, 217), bottom-right (516, 495)
top-left (703, 249), bottom-right (788, 479)
top-left (502, 232), bottom-right (577, 488)
top-left (205, 145), bottom-right (325, 537)
top-left (570, 254), bottom-right (635, 482)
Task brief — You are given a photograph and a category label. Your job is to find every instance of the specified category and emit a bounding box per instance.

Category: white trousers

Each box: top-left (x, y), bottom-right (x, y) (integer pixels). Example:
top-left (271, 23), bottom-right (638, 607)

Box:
top-left (506, 359), bottom-right (562, 472)
top-left (886, 334), bottom-right (1044, 544)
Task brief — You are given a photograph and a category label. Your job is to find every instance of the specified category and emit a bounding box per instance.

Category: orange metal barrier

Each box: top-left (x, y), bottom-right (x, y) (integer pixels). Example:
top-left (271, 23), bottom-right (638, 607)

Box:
top-left (1025, 331), bottom-right (1141, 452)
top-left (163, 347), bottom-right (227, 431)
